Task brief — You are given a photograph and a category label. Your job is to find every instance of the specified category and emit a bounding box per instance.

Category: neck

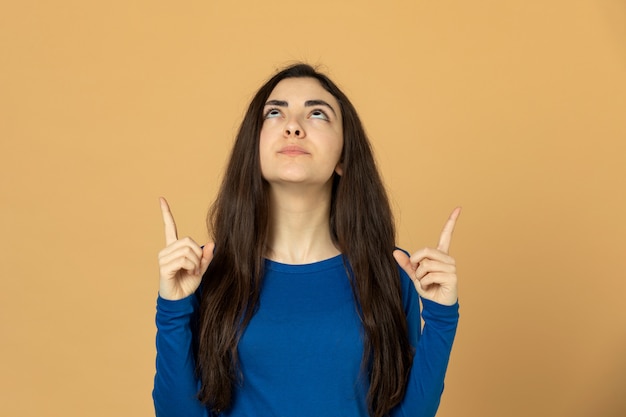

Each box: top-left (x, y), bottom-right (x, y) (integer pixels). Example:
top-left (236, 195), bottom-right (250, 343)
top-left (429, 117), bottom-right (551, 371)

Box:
top-left (265, 183), bottom-right (340, 264)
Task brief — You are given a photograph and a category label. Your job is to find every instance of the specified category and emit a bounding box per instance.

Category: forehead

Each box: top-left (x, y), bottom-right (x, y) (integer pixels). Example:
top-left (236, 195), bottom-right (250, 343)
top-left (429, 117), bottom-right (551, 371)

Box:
top-left (267, 77), bottom-right (340, 109)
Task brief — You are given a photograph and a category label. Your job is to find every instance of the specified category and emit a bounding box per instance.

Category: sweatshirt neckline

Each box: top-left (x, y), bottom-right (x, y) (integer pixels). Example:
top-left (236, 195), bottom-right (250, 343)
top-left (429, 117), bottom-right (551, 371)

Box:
top-left (264, 253), bottom-right (345, 273)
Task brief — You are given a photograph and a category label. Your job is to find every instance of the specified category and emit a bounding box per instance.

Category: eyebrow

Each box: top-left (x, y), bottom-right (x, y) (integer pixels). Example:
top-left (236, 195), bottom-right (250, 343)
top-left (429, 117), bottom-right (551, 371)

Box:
top-left (264, 99), bottom-right (337, 116)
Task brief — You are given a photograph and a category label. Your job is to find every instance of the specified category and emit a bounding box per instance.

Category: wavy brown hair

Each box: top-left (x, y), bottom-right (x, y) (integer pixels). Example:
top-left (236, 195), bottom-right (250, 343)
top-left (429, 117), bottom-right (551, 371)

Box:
top-left (196, 63), bottom-right (413, 417)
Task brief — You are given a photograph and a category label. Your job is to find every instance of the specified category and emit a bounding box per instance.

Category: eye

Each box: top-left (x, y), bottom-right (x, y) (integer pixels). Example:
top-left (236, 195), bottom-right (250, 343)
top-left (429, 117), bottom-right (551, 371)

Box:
top-left (310, 109), bottom-right (329, 121)
top-left (264, 108), bottom-right (282, 119)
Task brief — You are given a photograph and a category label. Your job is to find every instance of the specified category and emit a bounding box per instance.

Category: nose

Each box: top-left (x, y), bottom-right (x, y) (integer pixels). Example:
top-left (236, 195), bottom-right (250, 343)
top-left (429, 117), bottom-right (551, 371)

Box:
top-left (284, 119), bottom-right (305, 139)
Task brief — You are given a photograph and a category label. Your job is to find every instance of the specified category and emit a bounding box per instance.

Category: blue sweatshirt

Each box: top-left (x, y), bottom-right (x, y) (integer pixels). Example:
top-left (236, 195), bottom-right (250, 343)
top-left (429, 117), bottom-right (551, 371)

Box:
top-left (153, 254), bottom-right (459, 417)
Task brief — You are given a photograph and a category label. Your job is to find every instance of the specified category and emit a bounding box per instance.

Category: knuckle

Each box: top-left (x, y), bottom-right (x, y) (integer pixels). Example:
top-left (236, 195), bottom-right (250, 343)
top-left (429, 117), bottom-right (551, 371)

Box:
top-left (423, 247), bottom-right (438, 259)
top-left (158, 248), bottom-right (168, 258)
top-left (182, 236), bottom-right (196, 246)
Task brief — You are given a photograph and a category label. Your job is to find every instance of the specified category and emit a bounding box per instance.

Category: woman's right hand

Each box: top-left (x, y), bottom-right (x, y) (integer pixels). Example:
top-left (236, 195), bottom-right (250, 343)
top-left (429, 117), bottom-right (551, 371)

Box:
top-left (158, 197), bottom-right (214, 301)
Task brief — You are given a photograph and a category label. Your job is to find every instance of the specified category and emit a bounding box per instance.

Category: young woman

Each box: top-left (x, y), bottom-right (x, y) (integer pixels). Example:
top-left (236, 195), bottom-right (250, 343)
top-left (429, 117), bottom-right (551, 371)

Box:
top-left (153, 63), bottom-right (461, 417)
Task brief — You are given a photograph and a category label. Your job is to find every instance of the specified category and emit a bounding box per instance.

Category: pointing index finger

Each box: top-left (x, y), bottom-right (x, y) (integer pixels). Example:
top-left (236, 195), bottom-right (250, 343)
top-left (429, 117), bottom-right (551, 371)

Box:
top-left (437, 207), bottom-right (461, 254)
top-left (159, 197), bottom-right (178, 245)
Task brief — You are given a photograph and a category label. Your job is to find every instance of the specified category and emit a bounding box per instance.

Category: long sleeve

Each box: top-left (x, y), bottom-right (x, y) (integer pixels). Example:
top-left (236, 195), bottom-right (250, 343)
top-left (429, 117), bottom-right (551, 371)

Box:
top-left (152, 255), bottom-right (458, 417)
top-left (153, 294), bottom-right (208, 417)
top-left (391, 270), bottom-right (460, 417)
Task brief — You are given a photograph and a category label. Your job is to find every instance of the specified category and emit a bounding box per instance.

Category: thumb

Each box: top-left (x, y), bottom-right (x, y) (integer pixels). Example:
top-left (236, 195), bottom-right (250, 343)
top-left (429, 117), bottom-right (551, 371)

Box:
top-left (393, 249), bottom-right (415, 277)
top-left (199, 241), bottom-right (215, 276)
top-left (394, 249), bottom-right (425, 296)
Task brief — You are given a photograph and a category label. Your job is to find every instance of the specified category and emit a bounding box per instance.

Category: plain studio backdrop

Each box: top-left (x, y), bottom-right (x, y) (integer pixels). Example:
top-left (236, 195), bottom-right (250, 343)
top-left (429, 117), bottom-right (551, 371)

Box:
top-left (1, 1), bottom-right (625, 416)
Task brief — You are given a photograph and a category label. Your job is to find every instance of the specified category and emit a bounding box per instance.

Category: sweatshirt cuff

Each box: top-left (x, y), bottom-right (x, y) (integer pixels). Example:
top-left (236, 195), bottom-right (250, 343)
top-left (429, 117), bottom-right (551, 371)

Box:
top-left (421, 298), bottom-right (459, 325)
top-left (156, 293), bottom-right (198, 316)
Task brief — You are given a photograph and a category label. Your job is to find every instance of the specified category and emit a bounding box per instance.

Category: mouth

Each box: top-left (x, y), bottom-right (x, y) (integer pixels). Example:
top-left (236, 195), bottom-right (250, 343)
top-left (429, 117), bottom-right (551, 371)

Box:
top-left (278, 145), bottom-right (309, 156)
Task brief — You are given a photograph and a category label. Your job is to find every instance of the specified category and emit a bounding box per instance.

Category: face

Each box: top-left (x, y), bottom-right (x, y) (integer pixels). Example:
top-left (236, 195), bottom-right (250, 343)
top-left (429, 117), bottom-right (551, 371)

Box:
top-left (259, 77), bottom-right (343, 189)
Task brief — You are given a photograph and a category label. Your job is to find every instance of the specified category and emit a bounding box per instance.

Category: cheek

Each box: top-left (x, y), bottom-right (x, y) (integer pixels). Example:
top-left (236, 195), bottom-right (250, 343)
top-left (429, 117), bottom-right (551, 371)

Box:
top-left (258, 127), bottom-right (280, 179)
top-left (259, 122), bottom-right (280, 150)
top-left (258, 142), bottom-right (269, 175)
top-left (332, 135), bottom-right (344, 161)
top-left (258, 128), bottom-right (271, 157)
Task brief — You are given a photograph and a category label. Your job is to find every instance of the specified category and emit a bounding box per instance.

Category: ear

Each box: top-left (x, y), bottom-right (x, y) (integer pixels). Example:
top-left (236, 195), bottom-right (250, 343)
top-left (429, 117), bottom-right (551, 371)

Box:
top-left (334, 162), bottom-right (343, 176)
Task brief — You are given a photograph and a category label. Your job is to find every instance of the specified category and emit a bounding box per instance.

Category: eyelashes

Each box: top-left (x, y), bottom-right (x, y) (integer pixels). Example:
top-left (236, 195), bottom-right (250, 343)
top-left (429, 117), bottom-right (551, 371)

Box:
top-left (263, 107), bottom-right (330, 121)
top-left (310, 109), bottom-right (329, 120)
top-left (264, 108), bottom-right (282, 119)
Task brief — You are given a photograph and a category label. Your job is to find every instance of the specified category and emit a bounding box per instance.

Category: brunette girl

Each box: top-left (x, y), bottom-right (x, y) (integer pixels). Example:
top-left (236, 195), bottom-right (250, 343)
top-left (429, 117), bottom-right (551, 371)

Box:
top-left (154, 63), bottom-right (461, 417)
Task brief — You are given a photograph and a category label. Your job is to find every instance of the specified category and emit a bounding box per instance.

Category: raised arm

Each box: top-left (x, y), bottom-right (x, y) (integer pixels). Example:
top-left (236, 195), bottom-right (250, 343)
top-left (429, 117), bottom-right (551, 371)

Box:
top-left (392, 208), bottom-right (462, 417)
top-left (153, 198), bottom-right (213, 417)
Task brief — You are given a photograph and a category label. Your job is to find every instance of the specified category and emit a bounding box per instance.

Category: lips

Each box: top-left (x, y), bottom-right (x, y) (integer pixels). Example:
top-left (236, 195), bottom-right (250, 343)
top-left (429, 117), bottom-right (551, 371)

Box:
top-left (278, 145), bottom-right (309, 156)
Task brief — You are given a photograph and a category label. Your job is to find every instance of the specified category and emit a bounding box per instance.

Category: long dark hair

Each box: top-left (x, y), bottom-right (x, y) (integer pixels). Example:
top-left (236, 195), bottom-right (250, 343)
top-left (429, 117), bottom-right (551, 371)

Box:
top-left (196, 63), bottom-right (413, 417)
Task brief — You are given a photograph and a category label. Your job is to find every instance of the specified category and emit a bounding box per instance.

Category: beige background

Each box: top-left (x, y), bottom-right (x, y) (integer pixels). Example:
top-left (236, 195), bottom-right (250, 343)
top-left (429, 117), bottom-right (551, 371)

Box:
top-left (1, 1), bottom-right (625, 416)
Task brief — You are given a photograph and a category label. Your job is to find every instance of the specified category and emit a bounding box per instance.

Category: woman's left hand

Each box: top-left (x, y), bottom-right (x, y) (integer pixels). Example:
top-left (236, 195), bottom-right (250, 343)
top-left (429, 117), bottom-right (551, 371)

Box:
top-left (393, 207), bottom-right (461, 306)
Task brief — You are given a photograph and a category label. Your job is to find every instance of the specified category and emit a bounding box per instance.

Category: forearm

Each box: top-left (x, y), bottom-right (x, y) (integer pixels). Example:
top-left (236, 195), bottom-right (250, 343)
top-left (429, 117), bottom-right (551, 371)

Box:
top-left (153, 295), bottom-right (207, 417)
top-left (393, 299), bottom-right (459, 417)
